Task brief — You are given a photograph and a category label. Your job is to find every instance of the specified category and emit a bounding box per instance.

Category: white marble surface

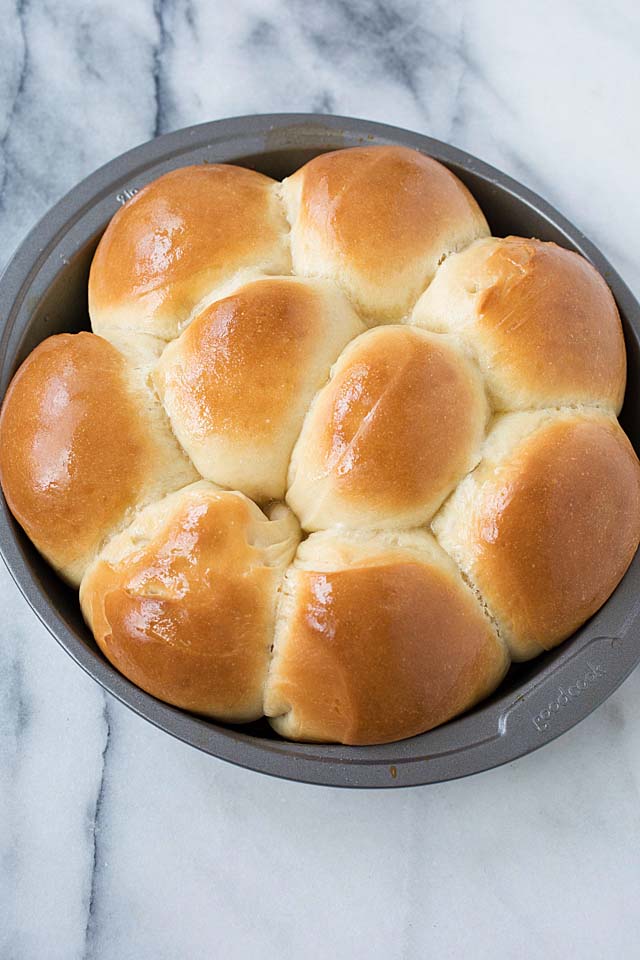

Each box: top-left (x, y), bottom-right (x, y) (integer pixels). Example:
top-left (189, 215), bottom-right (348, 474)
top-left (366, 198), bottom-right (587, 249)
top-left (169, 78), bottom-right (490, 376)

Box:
top-left (1, 1), bottom-right (640, 957)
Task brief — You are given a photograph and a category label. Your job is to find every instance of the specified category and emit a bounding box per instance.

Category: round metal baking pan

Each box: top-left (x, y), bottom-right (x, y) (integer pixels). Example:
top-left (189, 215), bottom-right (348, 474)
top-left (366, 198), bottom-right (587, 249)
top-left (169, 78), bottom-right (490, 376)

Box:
top-left (1, 113), bottom-right (639, 788)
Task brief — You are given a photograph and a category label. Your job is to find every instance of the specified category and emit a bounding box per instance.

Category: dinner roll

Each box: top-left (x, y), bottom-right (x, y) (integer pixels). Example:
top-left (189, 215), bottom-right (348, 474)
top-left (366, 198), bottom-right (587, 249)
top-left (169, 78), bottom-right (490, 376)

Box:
top-left (80, 482), bottom-right (299, 721)
top-left (264, 529), bottom-right (509, 744)
top-left (432, 409), bottom-right (640, 660)
top-left (287, 325), bottom-right (488, 530)
top-left (154, 276), bottom-right (364, 502)
top-left (89, 164), bottom-right (291, 342)
top-left (281, 145), bottom-right (489, 323)
top-left (0, 332), bottom-right (197, 586)
top-left (3, 147), bottom-right (638, 746)
top-left (411, 236), bottom-right (626, 412)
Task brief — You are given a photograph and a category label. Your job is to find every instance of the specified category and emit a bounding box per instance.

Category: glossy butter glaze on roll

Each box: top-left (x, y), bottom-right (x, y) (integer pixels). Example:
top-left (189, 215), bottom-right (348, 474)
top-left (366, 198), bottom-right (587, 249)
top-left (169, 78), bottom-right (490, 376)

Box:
top-left (0, 332), bottom-right (196, 586)
top-left (282, 145), bottom-right (489, 322)
top-left (411, 236), bottom-right (626, 412)
top-left (264, 529), bottom-right (509, 744)
top-left (80, 482), bottom-right (300, 720)
top-left (1, 145), bottom-right (638, 747)
top-left (155, 276), bottom-right (364, 502)
top-left (433, 410), bottom-right (640, 660)
top-left (89, 164), bottom-right (291, 342)
top-left (287, 325), bottom-right (488, 530)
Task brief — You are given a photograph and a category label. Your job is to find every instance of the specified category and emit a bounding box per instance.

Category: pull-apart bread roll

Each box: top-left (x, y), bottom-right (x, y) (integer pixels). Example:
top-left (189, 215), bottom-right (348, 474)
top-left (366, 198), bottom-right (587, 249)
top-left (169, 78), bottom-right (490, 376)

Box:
top-left (282, 145), bottom-right (489, 322)
top-left (264, 529), bottom-right (509, 745)
top-left (89, 164), bottom-right (291, 342)
top-left (155, 276), bottom-right (364, 502)
top-left (287, 325), bottom-right (488, 530)
top-left (2, 146), bottom-right (638, 746)
top-left (433, 410), bottom-right (640, 661)
top-left (0, 332), bottom-right (196, 586)
top-left (80, 482), bottom-right (299, 721)
top-left (411, 236), bottom-right (626, 412)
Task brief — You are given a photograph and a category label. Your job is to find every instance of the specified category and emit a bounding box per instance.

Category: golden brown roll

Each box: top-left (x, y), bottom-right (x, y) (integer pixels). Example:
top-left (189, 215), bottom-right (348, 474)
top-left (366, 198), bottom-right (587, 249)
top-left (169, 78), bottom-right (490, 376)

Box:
top-left (2, 148), bottom-right (637, 747)
top-left (432, 409), bottom-right (640, 660)
top-left (0, 332), bottom-right (197, 586)
top-left (264, 529), bottom-right (509, 744)
top-left (154, 276), bottom-right (364, 502)
top-left (80, 482), bottom-right (300, 721)
top-left (89, 164), bottom-right (291, 342)
top-left (281, 145), bottom-right (489, 323)
top-left (411, 236), bottom-right (626, 412)
top-left (287, 325), bottom-right (488, 530)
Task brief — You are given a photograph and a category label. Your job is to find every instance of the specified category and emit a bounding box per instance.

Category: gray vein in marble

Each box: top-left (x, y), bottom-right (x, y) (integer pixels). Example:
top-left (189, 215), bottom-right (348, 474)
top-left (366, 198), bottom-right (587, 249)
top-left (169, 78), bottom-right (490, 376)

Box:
top-left (288, 0), bottom-right (432, 120)
top-left (240, 10), bottom-right (300, 101)
top-left (282, 0), bottom-right (513, 142)
top-left (0, 646), bottom-right (32, 784)
top-left (0, 640), bottom-right (32, 953)
top-left (310, 89), bottom-right (337, 114)
top-left (151, 0), bottom-right (171, 137)
top-left (73, 17), bottom-right (106, 84)
top-left (302, 0), bottom-right (426, 101)
top-left (81, 695), bottom-right (111, 960)
top-left (247, 17), bottom-right (277, 48)
top-left (3, 645), bottom-right (32, 741)
top-left (449, 26), bottom-right (516, 142)
top-left (184, 0), bottom-right (196, 33)
top-left (448, 8), bottom-right (469, 142)
top-left (151, 0), bottom-right (198, 137)
top-left (0, 0), bottom-right (29, 216)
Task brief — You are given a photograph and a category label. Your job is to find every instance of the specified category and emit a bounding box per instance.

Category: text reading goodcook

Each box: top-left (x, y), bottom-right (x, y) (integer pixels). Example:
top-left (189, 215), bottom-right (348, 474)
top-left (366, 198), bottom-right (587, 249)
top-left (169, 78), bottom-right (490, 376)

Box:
top-left (532, 662), bottom-right (606, 732)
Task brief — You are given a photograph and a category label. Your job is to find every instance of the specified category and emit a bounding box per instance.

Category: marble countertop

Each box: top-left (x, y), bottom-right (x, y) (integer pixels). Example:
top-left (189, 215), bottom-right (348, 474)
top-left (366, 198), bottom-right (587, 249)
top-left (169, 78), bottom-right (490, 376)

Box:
top-left (1, 1), bottom-right (639, 957)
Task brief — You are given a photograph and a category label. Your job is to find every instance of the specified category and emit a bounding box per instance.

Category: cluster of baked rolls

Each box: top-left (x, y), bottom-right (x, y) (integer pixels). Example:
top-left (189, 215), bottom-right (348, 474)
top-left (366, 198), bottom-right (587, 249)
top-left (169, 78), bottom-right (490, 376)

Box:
top-left (2, 146), bottom-right (639, 745)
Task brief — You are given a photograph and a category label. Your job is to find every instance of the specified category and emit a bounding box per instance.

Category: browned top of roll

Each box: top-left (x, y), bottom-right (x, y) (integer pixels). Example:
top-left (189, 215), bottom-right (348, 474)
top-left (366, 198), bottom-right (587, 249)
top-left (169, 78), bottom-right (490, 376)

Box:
top-left (477, 237), bottom-right (626, 409)
top-left (284, 145), bottom-right (489, 320)
top-left (286, 325), bottom-right (487, 529)
top-left (477, 417), bottom-right (640, 648)
top-left (292, 145), bottom-right (485, 270)
top-left (412, 236), bottom-right (626, 412)
top-left (265, 532), bottom-right (508, 744)
top-left (0, 333), bottom-right (167, 584)
top-left (434, 413), bottom-right (640, 658)
top-left (80, 485), bottom-right (299, 721)
top-left (154, 276), bottom-right (363, 501)
top-left (89, 164), bottom-right (290, 339)
top-left (157, 277), bottom-right (359, 444)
